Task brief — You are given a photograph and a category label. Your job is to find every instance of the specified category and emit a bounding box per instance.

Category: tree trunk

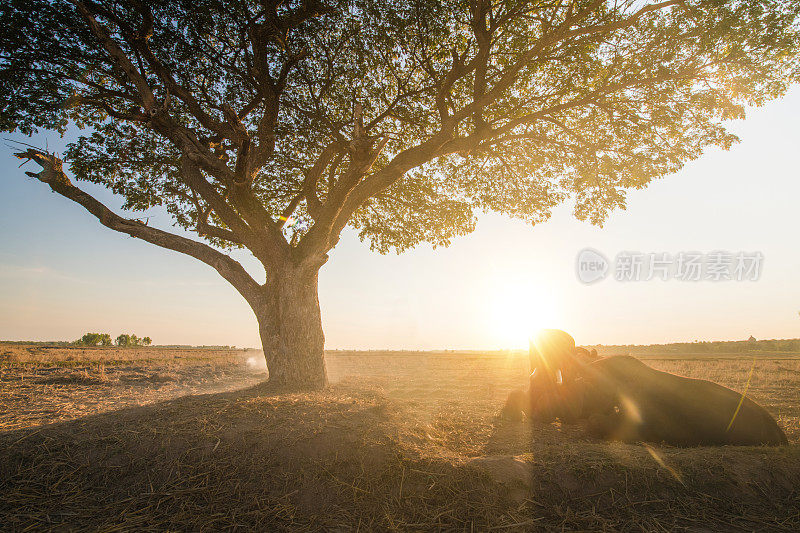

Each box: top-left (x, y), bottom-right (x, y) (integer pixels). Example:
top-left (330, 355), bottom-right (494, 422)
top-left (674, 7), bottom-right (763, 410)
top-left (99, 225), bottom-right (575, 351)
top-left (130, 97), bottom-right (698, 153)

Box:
top-left (254, 263), bottom-right (328, 390)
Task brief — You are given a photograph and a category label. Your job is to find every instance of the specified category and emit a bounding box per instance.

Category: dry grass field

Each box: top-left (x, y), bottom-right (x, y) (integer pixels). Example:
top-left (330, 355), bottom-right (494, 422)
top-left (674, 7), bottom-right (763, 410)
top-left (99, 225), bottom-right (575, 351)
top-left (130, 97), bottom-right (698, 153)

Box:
top-left (0, 344), bottom-right (265, 431)
top-left (1, 344), bottom-right (799, 531)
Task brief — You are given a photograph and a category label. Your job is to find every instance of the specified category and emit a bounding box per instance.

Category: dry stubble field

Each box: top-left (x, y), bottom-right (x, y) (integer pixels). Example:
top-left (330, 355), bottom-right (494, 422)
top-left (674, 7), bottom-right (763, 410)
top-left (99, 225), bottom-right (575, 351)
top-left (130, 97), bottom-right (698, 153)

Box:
top-left (1, 344), bottom-right (799, 531)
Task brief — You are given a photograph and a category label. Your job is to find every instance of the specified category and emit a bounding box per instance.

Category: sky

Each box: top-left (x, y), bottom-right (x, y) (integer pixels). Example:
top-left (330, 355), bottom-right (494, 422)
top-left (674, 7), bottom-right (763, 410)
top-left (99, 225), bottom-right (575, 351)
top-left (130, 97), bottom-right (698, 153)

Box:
top-left (1, 89), bottom-right (799, 350)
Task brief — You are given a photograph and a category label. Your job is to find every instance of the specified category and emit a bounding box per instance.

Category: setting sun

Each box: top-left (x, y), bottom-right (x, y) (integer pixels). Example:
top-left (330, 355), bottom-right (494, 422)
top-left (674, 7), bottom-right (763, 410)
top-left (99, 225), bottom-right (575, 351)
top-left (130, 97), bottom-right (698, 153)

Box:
top-left (489, 277), bottom-right (562, 349)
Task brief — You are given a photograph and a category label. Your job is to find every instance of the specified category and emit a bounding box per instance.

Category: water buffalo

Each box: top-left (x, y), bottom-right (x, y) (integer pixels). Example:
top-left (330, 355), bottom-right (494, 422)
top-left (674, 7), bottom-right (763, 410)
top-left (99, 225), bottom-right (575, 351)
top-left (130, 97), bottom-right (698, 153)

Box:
top-left (577, 355), bottom-right (788, 446)
top-left (500, 367), bottom-right (586, 423)
top-left (503, 353), bottom-right (788, 446)
top-left (574, 346), bottom-right (599, 363)
top-left (528, 329), bottom-right (586, 385)
top-left (502, 329), bottom-right (595, 423)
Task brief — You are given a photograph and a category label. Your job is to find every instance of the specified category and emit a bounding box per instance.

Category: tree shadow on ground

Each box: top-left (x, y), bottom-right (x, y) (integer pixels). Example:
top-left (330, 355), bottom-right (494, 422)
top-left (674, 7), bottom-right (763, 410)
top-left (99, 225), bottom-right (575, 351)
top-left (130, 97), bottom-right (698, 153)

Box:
top-left (0, 382), bottom-right (513, 531)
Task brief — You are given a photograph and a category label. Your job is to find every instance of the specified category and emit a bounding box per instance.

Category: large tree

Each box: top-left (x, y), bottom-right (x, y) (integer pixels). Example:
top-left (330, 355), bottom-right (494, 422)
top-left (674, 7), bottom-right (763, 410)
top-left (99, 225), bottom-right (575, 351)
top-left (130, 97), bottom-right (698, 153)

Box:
top-left (2, 0), bottom-right (798, 388)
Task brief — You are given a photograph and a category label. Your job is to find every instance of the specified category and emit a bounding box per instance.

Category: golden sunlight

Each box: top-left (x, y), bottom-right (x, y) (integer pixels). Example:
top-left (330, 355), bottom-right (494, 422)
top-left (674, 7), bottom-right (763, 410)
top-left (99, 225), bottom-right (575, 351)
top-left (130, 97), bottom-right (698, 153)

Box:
top-left (489, 277), bottom-right (562, 349)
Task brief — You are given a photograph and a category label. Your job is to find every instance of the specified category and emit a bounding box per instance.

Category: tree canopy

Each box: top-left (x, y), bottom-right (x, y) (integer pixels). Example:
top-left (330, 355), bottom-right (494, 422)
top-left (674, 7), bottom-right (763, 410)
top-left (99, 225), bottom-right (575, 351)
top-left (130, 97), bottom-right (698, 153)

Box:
top-left (114, 333), bottom-right (150, 346)
top-left (76, 332), bottom-right (113, 346)
top-left (4, 1), bottom-right (799, 269)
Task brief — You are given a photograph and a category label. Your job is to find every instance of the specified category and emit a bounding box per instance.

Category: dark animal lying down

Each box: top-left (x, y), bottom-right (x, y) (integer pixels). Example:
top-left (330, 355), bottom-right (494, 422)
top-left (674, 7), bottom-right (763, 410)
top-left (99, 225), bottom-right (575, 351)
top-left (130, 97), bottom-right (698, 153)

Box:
top-left (502, 356), bottom-right (788, 446)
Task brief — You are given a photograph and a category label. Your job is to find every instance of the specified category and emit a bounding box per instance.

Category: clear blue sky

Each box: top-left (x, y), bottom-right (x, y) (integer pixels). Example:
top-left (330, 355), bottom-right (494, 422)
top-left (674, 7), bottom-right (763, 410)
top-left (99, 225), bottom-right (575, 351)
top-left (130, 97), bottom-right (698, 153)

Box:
top-left (1, 89), bottom-right (798, 349)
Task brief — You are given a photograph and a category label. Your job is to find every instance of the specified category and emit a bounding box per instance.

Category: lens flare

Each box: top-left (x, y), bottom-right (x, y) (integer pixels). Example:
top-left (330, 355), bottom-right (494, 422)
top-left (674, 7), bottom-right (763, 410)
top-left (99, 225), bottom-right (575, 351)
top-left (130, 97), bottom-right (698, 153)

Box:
top-left (727, 356), bottom-right (757, 432)
top-left (645, 444), bottom-right (685, 485)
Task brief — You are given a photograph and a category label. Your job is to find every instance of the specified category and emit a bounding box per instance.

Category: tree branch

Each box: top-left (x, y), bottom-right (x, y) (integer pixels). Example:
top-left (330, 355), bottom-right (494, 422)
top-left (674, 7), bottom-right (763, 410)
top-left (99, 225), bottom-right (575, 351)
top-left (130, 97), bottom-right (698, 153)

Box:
top-left (470, 0), bottom-right (492, 130)
top-left (300, 135), bottom-right (439, 253)
top-left (302, 142), bottom-right (339, 219)
top-left (450, 0), bottom-right (687, 126)
top-left (14, 148), bottom-right (261, 306)
top-left (74, 1), bottom-right (156, 110)
top-left (197, 221), bottom-right (244, 245)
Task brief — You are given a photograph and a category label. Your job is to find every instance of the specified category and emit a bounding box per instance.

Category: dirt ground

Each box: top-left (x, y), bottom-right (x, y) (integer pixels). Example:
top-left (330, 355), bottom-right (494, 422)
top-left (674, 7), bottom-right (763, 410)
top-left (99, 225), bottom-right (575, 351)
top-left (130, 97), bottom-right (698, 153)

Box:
top-left (1, 346), bottom-right (799, 531)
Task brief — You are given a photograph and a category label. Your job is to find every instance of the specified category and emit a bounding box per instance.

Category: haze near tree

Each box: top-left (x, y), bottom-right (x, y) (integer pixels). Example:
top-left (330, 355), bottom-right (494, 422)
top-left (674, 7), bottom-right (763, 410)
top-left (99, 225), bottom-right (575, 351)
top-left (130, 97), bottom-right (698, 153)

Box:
top-left (2, 0), bottom-right (799, 388)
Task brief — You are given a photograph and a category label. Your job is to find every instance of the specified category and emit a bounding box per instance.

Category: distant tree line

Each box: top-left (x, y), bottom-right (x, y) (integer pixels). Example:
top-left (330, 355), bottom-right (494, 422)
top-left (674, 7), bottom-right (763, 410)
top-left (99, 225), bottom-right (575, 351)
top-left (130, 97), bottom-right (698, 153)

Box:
top-left (74, 333), bottom-right (152, 347)
top-left (142, 344), bottom-right (239, 349)
top-left (592, 338), bottom-right (800, 356)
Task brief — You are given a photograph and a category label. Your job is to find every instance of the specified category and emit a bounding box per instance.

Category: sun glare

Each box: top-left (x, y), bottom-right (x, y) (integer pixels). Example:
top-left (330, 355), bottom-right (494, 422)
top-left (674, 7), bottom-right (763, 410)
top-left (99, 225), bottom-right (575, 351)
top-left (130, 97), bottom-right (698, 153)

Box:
top-left (489, 278), bottom-right (561, 349)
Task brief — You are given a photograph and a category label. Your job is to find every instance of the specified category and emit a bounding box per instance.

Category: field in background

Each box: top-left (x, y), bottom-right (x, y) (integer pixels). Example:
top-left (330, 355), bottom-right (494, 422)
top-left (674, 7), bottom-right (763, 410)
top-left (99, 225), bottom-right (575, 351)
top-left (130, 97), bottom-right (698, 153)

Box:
top-left (3, 343), bottom-right (799, 441)
top-left (2, 344), bottom-right (800, 530)
top-left (0, 343), bottom-right (255, 365)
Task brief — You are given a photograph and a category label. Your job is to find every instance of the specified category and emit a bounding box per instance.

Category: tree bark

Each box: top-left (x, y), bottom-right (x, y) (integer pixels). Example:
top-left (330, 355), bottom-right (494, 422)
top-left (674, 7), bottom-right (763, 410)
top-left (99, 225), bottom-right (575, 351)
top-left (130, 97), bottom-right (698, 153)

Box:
top-left (254, 263), bottom-right (328, 390)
